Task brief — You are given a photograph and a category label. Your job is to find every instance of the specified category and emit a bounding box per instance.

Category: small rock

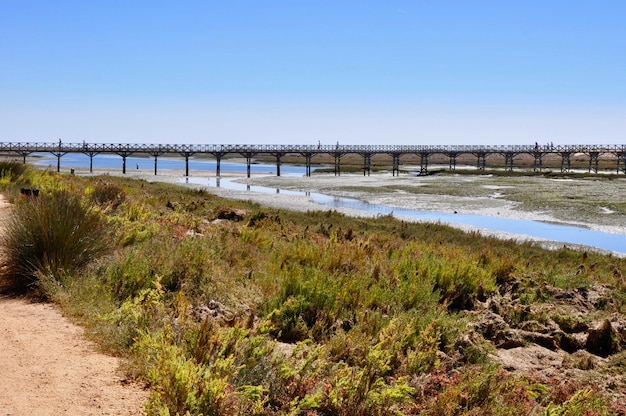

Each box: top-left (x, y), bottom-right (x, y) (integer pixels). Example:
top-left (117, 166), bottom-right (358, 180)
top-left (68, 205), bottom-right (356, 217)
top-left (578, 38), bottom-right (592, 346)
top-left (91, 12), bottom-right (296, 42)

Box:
top-left (471, 310), bottom-right (509, 339)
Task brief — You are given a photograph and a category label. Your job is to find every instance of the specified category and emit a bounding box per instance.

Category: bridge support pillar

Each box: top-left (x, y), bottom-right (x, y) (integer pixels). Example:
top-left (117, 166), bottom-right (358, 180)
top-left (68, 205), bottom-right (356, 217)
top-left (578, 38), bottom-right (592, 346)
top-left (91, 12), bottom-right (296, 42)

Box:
top-left (334, 153), bottom-right (342, 176)
top-left (209, 152), bottom-right (225, 176)
top-left (448, 153), bottom-right (458, 170)
top-left (115, 149), bottom-right (134, 175)
top-left (390, 153), bottom-right (401, 176)
top-left (176, 151), bottom-right (195, 177)
top-left (560, 152), bottom-right (572, 173)
top-left (50, 151), bottom-right (68, 173)
top-left (272, 152), bottom-right (285, 177)
top-left (419, 152), bottom-right (430, 174)
top-left (617, 152), bottom-right (626, 174)
top-left (532, 152), bottom-right (543, 172)
top-left (475, 152), bottom-right (487, 170)
top-left (148, 150), bottom-right (165, 175)
top-left (18, 152), bottom-right (31, 164)
top-left (588, 152), bottom-right (599, 174)
top-left (503, 153), bottom-right (516, 171)
top-left (362, 154), bottom-right (371, 176)
top-left (306, 154), bottom-right (312, 177)
top-left (239, 152), bottom-right (257, 178)
top-left (81, 151), bottom-right (99, 173)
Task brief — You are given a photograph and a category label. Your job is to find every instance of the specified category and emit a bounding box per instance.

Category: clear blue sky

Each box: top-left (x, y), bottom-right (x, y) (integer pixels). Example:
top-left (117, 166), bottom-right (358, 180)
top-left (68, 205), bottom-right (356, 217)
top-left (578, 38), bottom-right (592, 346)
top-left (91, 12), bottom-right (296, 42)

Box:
top-left (1, 1), bottom-right (624, 145)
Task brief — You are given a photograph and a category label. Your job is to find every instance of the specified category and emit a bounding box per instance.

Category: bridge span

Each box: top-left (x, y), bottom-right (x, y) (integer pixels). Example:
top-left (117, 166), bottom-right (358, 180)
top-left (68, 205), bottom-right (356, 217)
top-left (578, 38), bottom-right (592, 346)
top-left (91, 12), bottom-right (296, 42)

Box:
top-left (2, 142), bottom-right (626, 177)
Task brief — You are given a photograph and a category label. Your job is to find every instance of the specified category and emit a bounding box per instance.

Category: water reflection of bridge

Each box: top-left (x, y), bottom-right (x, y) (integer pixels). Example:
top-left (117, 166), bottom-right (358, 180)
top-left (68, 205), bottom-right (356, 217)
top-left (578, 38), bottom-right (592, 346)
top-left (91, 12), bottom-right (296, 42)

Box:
top-left (3, 142), bottom-right (626, 177)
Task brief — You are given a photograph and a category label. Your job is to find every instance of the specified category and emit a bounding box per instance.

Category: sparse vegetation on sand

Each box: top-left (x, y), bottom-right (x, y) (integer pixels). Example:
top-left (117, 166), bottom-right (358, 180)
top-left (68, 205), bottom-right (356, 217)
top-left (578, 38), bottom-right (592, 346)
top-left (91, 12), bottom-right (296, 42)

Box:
top-left (2, 165), bottom-right (626, 414)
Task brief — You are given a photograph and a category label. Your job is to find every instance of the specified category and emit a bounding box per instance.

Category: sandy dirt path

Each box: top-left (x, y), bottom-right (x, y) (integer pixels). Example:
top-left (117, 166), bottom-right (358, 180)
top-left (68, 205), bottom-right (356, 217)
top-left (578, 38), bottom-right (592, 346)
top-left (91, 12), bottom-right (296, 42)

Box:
top-left (0, 298), bottom-right (147, 415)
top-left (0, 195), bottom-right (147, 415)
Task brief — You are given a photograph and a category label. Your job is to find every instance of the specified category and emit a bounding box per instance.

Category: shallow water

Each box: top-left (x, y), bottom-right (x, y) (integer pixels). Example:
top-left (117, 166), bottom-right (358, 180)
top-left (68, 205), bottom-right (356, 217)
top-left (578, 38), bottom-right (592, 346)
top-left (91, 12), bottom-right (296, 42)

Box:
top-left (34, 152), bottom-right (307, 176)
top-left (185, 177), bottom-right (626, 255)
top-left (35, 153), bottom-right (626, 255)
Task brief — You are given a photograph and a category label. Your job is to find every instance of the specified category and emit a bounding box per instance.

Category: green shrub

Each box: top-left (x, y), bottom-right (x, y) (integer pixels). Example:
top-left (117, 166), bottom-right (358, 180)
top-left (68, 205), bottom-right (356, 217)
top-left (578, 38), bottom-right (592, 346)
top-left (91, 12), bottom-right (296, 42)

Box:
top-left (541, 389), bottom-right (611, 415)
top-left (0, 190), bottom-right (110, 293)
top-left (135, 321), bottom-right (275, 416)
top-left (87, 180), bottom-right (126, 206)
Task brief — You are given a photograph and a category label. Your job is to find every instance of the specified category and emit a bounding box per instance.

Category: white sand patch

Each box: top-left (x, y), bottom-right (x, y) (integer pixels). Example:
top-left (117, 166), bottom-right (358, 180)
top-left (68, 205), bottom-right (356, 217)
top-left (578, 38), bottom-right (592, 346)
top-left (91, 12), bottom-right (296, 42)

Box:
top-left (482, 185), bottom-right (514, 189)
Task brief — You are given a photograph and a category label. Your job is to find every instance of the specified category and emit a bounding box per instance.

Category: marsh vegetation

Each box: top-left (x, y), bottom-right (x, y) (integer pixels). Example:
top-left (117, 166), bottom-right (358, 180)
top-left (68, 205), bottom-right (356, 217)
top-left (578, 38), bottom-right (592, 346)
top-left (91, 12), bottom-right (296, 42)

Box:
top-left (1, 162), bottom-right (626, 414)
top-left (247, 170), bottom-right (626, 233)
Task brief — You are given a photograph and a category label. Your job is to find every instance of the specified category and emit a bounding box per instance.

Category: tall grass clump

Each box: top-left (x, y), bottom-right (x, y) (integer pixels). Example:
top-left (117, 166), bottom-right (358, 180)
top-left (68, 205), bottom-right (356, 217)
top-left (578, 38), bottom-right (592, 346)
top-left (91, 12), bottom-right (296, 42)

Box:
top-left (0, 160), bottom-right (27, 187)
top-left (1, 190), bottom-right (110, 293)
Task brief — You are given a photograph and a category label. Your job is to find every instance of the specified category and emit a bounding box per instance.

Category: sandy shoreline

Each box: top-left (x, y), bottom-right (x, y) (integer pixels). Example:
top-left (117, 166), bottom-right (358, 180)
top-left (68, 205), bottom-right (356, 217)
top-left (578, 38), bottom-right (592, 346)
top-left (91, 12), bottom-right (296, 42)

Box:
top-left (58, 165), bottom-right (626, 256)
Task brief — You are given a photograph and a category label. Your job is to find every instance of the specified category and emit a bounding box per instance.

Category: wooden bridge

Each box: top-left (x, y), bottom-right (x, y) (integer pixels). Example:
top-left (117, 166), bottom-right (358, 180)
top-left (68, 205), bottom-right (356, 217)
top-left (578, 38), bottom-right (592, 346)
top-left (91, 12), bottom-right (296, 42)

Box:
top-left (2, 142), bottom-right (626, 177)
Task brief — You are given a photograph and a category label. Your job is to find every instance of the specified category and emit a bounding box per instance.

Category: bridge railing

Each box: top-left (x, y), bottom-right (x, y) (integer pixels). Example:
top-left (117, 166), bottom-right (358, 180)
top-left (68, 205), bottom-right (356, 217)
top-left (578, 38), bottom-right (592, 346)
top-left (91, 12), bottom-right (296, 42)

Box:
top-left (1, 142), bottom-right (625, 155)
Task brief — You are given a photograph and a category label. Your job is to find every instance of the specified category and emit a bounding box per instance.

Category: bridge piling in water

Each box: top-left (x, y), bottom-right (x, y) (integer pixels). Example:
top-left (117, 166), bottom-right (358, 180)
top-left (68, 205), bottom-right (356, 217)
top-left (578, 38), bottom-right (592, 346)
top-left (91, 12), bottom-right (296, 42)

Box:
top-left (332, 152), bottom-right (344, 176)
top-left (208, 150), bottom-right (225, 176)
top-left (300, 152), bottom-right (314, 177)
top-left (240, 151), bottom-right (257, 178)
top-left (419, 152), bottom-right (430, 175)
top-left (148, 148), bottom-right (165, 175)
top-left (114, 146), bottom-right (134, 174)
top-left (364, 154), bottom-right (371, 176)
top-left (390, 153), bottom-right (402, 176)
top-left (82, 151), bottom-right (100, 173)
top-left (271, 152), bottom-right (285, 176)
top-left (177, 149), bottom-right (195, 177)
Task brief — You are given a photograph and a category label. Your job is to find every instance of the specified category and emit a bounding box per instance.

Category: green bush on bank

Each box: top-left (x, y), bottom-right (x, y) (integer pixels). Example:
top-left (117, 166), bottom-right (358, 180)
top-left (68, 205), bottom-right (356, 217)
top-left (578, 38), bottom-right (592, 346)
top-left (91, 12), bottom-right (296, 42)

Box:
top-left (1, 189), bottom-right (110, 293)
